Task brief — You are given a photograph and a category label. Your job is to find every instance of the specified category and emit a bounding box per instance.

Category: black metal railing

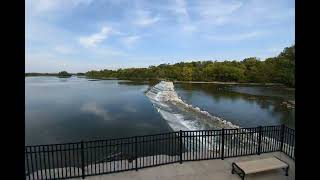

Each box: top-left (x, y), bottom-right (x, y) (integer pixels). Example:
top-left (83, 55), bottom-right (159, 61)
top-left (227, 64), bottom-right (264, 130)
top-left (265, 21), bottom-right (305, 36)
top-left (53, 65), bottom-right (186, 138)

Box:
top-left (25, 124), bottom-right (295, 179)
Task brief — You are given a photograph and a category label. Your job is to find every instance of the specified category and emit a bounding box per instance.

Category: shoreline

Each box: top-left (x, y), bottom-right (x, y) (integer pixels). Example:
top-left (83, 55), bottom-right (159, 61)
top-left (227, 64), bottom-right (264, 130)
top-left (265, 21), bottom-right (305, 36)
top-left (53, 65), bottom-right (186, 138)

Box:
top-left (172, 80), bottom-right (292, 87)
top-left (26, 75), bottom-right (295, 89)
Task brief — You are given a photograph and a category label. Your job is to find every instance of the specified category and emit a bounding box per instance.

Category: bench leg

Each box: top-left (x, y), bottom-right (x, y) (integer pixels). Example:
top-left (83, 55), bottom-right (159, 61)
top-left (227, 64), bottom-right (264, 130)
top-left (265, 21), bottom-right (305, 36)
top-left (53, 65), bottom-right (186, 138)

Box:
top-left (232, 163), bottom-right (245, 180)
top-left (284, 166), bottom-right (289, 176)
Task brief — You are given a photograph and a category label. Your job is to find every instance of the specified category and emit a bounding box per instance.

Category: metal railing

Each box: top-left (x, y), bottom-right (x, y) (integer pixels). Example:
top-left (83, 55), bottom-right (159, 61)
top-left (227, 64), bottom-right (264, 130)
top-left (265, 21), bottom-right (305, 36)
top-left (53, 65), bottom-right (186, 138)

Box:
top-left (25, 124), bottom-right (295, 179)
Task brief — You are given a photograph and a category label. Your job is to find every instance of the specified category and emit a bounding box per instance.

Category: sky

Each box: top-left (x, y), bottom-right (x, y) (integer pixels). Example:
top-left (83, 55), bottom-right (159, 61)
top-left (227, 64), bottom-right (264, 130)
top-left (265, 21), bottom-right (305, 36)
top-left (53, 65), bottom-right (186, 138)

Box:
top-left (26, 0), bottom-right (295, 73)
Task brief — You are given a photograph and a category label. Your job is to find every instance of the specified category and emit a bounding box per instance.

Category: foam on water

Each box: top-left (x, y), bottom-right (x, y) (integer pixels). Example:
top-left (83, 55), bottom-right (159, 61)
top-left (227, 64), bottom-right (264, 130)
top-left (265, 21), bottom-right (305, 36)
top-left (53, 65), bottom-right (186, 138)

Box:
top-left (145, 81), bottom-right (241, 151)
top-left (146, 81), bottom-right (288, 153)
top-left (146, 81), bottom-right (240, 131)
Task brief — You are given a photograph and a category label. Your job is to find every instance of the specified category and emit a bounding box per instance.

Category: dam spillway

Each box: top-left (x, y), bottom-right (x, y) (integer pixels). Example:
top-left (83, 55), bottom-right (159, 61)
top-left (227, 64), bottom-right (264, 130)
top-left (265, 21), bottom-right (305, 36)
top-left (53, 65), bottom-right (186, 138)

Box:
top-left (145, 81), bottom-right (240, 131)
top-left (145, 81), bottom-right (241, 152)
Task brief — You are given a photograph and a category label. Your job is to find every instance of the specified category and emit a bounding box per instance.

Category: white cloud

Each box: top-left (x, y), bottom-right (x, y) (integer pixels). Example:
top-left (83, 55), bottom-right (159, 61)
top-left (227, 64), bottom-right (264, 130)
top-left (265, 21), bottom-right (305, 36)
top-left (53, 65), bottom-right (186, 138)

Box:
top-left (206, 31), bottom-right (265, 41)
top-left (80, 102), bottom-right (110, 121)
top-left (79, 26), bottom-right (113, 47)
top-left (181, 24), bottom-right (197, 33)
top-left (25, 52), bottom-right (68, 73)
top-left (121, 35), bottom-right (140, 48)
top-left (133, 10), bottom-right (160, 26)
top-left (196, 0), bottom-right (243, 25)
top-left (173, 0), bottom-right (189, 21)
top-left (26, 0), bottom-right (294, 72)
top-left (29, 0), bottom-right (94, 13)
top-left (170, 0), bottom-right (197, 33)
top-left (54, 46), bottom-right (73, 54)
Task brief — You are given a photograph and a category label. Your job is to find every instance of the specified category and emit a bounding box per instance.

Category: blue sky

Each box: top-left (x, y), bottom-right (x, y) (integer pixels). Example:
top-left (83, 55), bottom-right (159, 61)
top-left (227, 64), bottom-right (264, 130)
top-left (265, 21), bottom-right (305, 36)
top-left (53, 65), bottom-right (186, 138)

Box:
top-left (26, 0), bottom-right (295, 73)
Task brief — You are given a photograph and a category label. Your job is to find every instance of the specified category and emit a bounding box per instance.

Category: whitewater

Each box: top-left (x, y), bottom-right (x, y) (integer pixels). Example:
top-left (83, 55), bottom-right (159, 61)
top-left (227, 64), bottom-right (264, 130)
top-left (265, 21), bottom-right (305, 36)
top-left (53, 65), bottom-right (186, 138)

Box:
top-left (145, 81), bottom-right (240, 131)
top-left (145, 81), bottom-right (244, 152)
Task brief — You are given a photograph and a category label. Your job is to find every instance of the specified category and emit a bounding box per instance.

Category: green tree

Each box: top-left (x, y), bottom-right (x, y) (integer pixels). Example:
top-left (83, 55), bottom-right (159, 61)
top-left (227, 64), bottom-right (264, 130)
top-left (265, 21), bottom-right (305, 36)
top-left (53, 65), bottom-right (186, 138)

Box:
top-left (83, 44), bottom-right (295, 87)
top-left (58, 71), bottom-right (71, 78)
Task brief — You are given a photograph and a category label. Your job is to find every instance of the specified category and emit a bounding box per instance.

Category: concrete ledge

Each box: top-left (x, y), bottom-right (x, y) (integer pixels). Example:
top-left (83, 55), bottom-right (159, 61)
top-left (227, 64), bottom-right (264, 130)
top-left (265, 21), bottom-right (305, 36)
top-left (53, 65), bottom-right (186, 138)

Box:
top-left (69, 152), bottom-right (294, 180)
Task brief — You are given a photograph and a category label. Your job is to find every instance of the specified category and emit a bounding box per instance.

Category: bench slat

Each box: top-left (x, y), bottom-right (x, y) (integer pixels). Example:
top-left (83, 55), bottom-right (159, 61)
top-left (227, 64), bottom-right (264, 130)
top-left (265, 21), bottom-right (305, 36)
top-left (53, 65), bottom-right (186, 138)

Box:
top-left (235, 157), bottom-right (288, 174)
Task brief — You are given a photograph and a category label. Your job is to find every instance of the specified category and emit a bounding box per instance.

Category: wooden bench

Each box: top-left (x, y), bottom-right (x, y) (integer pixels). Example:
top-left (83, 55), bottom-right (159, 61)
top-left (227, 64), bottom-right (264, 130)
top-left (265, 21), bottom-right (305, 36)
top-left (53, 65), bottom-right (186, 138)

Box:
top-left (231, 157), bottom-right (289, 180)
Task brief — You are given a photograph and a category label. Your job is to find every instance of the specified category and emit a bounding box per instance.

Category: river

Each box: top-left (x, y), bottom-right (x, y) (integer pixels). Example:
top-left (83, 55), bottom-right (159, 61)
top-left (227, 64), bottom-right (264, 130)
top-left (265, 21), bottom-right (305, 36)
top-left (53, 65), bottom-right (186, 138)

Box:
top-left (25, 76), bottom-right (295, 145)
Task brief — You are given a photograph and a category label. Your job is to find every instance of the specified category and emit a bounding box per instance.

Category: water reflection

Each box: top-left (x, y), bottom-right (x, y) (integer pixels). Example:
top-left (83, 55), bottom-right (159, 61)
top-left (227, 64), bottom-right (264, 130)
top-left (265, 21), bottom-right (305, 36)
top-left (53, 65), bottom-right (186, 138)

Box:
top-left (26, 77), bottom-right (294, 146)
top-left (174, 83), bottom-right (295, 129)
top-left (80, 102), bottom-right (110, 121)
top-left (26, 77), bottom-right (171, 145)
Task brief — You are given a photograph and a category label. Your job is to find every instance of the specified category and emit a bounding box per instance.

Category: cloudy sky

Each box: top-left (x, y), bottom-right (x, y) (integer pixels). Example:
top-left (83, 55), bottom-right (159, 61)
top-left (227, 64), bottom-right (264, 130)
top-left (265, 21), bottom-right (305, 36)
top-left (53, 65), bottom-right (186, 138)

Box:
top-left (26, 0), bottom-right (295, 73)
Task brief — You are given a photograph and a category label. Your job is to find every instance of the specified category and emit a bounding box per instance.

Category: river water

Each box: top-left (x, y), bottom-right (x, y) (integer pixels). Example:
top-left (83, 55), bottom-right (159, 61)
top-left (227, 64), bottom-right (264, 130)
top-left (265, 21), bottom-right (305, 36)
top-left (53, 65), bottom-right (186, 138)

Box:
top-left (25, 76), bottom-right (295, 145)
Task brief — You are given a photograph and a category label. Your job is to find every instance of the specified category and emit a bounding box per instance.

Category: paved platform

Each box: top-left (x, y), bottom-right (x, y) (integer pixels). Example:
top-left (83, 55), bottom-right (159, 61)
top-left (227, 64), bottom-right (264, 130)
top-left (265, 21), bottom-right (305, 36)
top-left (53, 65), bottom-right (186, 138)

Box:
top-left (71, 152), bottom-right (295, 180)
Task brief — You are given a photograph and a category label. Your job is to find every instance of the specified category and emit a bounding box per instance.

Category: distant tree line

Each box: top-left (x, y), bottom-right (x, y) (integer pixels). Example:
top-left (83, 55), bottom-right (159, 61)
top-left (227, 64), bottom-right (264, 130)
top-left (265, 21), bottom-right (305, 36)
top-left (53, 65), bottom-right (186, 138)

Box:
top-left (25, 73), bottom-right (58, 76)
top-left (86, 45), bottom-right (295, 87)
top-left (25, 71), bottom-right (73, 78)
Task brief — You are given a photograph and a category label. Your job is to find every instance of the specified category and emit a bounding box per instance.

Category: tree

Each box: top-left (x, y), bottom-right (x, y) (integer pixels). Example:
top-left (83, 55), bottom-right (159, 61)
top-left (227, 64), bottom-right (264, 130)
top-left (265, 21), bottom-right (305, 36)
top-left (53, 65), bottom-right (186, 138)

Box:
top-left (179, 67), bottom-right (193, 81)
top-left (83, 44), bottom-right (295, 87)
top-left (58, 71), bottom-right (71, 78)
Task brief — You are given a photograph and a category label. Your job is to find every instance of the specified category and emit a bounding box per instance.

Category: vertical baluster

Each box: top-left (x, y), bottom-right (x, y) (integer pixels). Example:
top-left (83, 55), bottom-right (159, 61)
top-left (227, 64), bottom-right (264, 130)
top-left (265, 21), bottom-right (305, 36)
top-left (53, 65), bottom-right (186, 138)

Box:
top-left (289, 130), bottom-right (293, 157)
top-left (33, 146), bottom-right (39, 180)
top-left (46, 146), bottom-right (51, 179)
top-left (31, 146), bottom-right (36, 180)
top-left (179, 130), bottom-right (182, 164)
top-left (50, 145), bottom-right (55, 179)
top-left (203, 131), bottom-right (206, 159)
top-left (68, 144), bottom-right (71, 178)
top-left (135, 137), bottom-right (138, 171)
top-left (257, 126), bottom-right (262, 155)
top-left (218, 130), bottom-right (220, 158)
top-left (42, 146), bottom-right (47, 180)
top-left (60, 145), bottom-right (64, 178)
top-left (280, 124), bottom-right (285, 152)
top-left (77, 143), bottom-right (81, 176)
top-left (239, 130), bottom-right (242, 156)
top-left (170, 133), bottom-right (172, 163)
top-left (80, 142), bottom-right (84, 179)
top-left (38, 146), bottom-right (43, 179)
top-left (244, 129), bottom-right (247, 155)
top-left (25, 147), bottom-right (30, 180)
top-left (152, 135), bottom-right (155, 166)
top-left (107, 140), bottom-right (110, 172)
top-left (215, 131), bottom-right (218, 159)
top-left (221, 129), bottom-right (225, 160)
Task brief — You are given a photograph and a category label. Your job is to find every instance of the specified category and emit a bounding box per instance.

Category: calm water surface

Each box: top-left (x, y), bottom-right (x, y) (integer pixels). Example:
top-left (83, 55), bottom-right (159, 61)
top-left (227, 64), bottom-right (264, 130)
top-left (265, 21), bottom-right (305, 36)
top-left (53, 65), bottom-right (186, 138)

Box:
top-left (26, 77), bottom-right (295, 145)
top-left (175, 83), bottom-right (295, 129)
top-left (26, 77), bottom-right (171, 145)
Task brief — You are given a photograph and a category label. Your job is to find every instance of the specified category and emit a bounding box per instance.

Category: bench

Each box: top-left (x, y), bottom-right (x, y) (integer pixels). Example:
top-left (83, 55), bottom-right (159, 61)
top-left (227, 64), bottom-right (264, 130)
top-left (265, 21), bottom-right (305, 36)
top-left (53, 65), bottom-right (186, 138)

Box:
top-left (231, 157), bottom-right (289, 180)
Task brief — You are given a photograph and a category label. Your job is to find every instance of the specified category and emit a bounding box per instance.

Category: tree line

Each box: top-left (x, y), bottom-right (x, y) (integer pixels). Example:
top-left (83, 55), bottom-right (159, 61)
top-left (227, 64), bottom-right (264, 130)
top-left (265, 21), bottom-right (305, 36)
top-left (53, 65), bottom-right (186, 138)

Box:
top-left (25, 71), bottom-right (79, 77)
top-left (86, 45), bottom-right (295, 87)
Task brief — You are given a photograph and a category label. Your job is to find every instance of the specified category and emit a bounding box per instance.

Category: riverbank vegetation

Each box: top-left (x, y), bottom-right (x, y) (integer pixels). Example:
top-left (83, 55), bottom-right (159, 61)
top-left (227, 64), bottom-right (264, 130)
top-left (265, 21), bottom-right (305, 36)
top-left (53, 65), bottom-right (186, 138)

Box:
top-left (26, 71), bottom-right (72, 78)
top-left (86, 45), bottom-right (295, 87)
top-left (57, 71), bottom-right (72, 78)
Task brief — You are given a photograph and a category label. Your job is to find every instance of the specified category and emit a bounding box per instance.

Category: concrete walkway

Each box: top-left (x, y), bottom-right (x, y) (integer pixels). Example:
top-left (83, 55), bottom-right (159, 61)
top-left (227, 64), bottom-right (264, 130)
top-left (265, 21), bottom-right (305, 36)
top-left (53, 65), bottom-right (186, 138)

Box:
top-left (71, 152), bottom-right (295, 180)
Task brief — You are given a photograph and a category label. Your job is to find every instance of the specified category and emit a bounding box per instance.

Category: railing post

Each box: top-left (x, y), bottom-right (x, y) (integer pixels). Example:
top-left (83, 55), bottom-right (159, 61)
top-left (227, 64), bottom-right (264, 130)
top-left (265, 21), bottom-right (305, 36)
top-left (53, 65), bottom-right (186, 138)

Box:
top-left (280, 124), bottom-right (285, 152)
top-left (179, 130), bottom-right (183, 164)
top-left (221, 128), bottom-right (224, 160)
top-left (257, 126), bottom-right (262, 155)
top-left (135, 136), bottom-right (138, 171)
top-left (81, 141), bottom-right (85, 179)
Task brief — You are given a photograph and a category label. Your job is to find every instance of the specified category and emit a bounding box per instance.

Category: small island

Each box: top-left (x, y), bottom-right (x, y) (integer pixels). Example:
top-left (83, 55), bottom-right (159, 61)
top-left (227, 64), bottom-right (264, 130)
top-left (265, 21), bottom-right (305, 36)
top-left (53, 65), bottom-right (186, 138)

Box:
top-left (57, 71), bottom-right (72, 78)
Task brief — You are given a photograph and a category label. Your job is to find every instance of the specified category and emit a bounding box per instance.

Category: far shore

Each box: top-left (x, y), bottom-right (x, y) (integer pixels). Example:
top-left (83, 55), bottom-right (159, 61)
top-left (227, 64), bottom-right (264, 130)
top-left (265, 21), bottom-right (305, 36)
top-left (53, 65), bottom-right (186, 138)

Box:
top-left (26, 75), bottom-right (295, 89)
top-left (173, 80), bottom-right (291, 87)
